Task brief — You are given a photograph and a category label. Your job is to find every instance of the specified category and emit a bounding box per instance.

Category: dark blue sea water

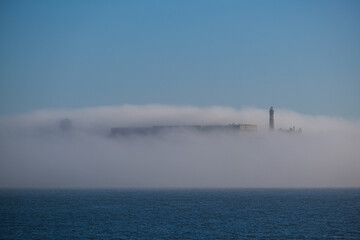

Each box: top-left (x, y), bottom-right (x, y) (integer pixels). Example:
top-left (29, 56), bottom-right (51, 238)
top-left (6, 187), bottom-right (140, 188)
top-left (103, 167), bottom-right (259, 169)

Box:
top-left (1, 189), bottom-right (359, 239)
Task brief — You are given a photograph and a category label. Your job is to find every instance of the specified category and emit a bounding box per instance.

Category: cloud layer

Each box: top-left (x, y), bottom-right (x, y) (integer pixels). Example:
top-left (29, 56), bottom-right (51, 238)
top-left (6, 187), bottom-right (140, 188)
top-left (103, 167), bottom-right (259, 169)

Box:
top-left (1, 105), bottom-right (359, 188)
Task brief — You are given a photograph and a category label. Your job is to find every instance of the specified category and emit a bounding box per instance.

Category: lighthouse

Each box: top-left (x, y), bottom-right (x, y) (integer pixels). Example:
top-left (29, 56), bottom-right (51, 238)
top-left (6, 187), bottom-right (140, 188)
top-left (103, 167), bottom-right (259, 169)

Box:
top-left (269, 107), bottom-right (274, 130)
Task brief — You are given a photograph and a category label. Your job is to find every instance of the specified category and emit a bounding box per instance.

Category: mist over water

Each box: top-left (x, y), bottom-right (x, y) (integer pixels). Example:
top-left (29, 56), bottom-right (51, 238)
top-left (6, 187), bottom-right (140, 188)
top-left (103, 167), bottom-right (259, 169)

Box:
top-left (0, 105), bottom-right (359, 188)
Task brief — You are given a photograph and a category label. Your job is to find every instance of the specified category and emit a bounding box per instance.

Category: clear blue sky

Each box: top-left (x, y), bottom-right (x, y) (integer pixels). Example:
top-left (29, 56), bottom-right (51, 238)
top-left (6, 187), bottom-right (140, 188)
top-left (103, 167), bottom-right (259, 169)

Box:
top-left (0, 0), bottom-right (359, 117)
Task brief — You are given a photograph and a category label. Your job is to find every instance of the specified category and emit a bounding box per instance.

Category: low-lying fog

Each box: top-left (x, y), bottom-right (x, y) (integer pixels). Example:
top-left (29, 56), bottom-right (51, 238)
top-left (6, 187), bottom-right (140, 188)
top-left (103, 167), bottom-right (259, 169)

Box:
top-left (1, 105), bottom-right (359, 188)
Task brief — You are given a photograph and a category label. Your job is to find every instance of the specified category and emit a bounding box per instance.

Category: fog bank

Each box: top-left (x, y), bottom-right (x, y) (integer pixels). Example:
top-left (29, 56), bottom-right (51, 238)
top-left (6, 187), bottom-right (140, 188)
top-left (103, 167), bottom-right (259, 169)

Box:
top-left (0, 105), bottom-right (359, 188)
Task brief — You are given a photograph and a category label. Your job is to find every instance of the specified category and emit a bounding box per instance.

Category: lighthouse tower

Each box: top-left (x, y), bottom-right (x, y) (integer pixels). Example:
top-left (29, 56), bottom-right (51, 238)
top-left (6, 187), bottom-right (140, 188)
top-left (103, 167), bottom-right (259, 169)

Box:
top-left (269, 107), bottom-right (274, 130)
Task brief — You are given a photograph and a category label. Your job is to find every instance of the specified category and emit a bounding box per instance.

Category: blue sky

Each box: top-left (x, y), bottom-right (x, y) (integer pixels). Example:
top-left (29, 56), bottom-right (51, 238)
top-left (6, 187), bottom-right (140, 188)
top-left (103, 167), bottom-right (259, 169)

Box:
top-left (0, 0), bottom-right (359, 117)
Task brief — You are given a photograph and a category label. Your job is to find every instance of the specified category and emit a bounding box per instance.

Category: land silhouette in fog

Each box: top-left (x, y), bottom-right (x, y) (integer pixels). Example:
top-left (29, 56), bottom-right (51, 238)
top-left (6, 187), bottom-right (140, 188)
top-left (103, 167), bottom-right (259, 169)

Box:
top-left (0, 105), bottom-right (359, 188)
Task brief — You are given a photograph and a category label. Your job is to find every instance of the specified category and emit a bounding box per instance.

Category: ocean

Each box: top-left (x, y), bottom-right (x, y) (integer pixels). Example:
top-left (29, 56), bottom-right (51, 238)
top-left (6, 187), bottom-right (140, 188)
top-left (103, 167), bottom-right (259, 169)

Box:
top-left (1, 189), bottom-right (359, 239)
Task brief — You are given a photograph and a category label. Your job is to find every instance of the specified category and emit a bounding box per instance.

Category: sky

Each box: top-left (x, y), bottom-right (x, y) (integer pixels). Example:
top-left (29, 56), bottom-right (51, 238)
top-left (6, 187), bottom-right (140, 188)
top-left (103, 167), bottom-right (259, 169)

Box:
top-left (0, 1), bottom-right (360, 188)
top-left (0, 0), bottom-right (359, 118)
